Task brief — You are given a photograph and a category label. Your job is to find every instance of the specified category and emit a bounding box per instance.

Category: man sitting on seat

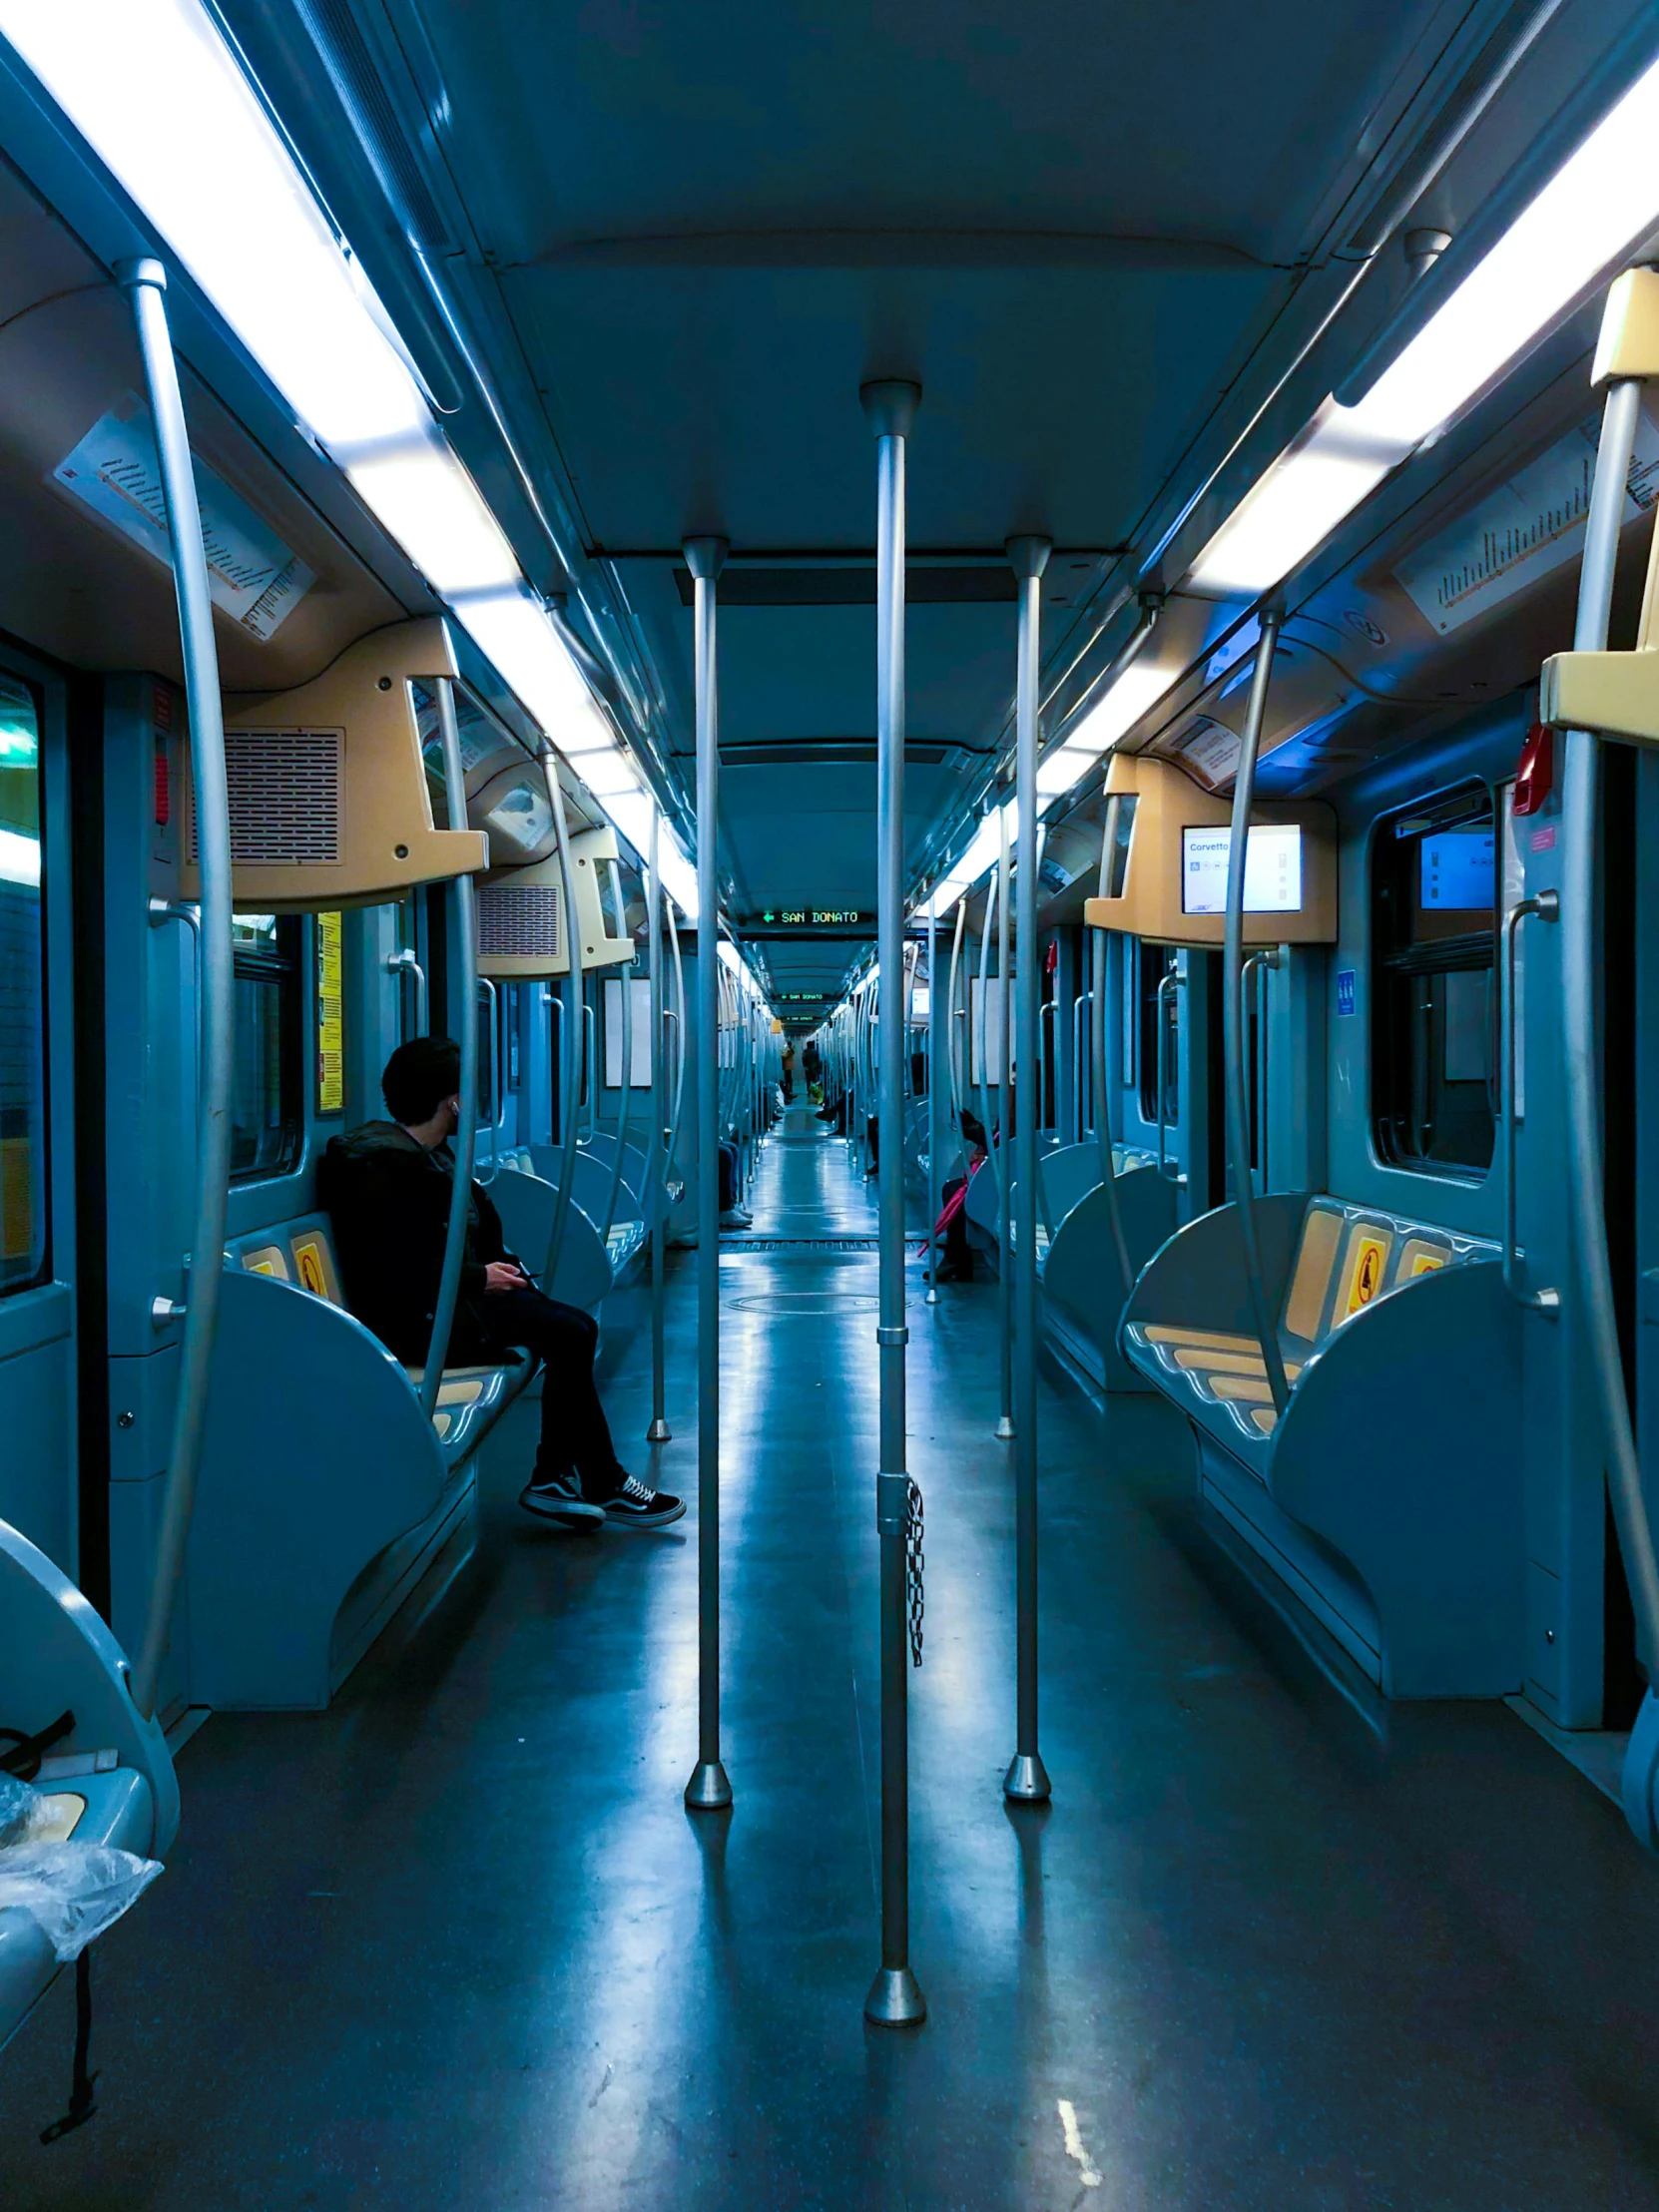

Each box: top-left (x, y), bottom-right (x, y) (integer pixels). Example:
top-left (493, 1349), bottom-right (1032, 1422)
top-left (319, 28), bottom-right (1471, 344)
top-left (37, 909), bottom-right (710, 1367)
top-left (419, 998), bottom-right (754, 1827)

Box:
top-left (321, 1036), bottom-right (683, 1534)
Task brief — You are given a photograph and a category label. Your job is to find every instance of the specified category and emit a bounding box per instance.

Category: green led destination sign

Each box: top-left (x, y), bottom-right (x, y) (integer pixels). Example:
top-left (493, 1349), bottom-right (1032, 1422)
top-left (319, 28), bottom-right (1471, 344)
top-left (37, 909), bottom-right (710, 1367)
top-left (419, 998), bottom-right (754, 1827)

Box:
top-left (748, 908), bottom-right (871, 927)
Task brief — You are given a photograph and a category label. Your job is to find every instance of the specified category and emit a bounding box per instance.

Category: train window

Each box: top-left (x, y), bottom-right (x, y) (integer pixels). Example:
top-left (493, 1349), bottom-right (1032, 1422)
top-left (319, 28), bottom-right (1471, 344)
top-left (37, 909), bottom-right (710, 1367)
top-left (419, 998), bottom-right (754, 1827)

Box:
top-left (232, 913), bottom-right (302, 1181)
top-left (1371, 784), bottom-right (1496, 1176)
top-left (1137, 942), bottom-right (1179, 1128)
top-left (0, 675), bottom-right (46, 1294)
top-left (314, 910), bottom-right (344, 1117)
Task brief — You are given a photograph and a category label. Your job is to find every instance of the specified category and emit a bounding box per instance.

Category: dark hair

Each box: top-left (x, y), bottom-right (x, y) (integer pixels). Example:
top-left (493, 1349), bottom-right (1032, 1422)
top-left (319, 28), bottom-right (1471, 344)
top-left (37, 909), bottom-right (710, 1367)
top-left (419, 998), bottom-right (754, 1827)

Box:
top-left (382, 1035), bottom-right (461, 1125)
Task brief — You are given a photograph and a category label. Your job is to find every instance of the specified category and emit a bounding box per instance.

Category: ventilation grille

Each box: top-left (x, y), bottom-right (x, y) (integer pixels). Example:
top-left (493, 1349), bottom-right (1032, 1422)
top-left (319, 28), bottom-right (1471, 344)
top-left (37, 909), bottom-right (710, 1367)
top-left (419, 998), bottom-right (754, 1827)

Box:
top-left (193, 729), bottom-right (344, 865)
top-left (478, 883), bottom-right (562, 959)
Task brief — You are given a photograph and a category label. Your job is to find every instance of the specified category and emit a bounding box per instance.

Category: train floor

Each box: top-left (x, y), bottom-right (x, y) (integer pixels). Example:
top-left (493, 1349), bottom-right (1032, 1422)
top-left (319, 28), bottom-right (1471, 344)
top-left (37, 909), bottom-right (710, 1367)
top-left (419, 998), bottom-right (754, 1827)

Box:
top-left (7, 1106), bottom-right (1659, 2207)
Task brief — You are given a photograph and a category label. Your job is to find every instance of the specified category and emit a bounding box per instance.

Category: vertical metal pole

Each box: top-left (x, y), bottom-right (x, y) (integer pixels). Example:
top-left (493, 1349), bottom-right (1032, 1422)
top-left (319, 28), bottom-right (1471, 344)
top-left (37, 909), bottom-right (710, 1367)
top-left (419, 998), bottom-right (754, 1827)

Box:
top-left (539, 748), bottom-right (585, 1292)
top-left (647, 809), bottom-right (672, 1442)
top-left (1093, 808), bottom-right (1134, 1294)
top-left (120, 262), bottom-right (235, 1721)
top-left (1005, 538), bottom-right (1052, 1803)
top-left (684, 535), bottom-right (732, 1813)
top-left (1222, 611), bottom-right (1291, 1414)
top-left (598, 936), bottom-right (636, 1245)
top-left (861, 376), bottom-right (925, 2028)
top-left (996, 801), bottom-right (1015, 1440)
top-left (417, 678), bottom-right (482, 1425)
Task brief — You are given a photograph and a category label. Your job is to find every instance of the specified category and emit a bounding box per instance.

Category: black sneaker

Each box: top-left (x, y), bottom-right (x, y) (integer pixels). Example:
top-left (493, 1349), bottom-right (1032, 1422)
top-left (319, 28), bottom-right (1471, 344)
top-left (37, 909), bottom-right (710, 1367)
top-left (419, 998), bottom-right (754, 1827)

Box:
top-left (519, 1475), bottom-right (604, 1530)
top-left (596, 1472), bottom-right (687, 1530)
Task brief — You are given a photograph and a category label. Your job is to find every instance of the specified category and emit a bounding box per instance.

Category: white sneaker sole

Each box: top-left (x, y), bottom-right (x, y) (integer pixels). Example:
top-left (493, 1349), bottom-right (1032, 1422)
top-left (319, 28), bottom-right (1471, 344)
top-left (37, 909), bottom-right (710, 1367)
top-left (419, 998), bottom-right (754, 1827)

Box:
top-left (519, 1486), bottom-right (604, 1529)
top-left (602, 1497), bottom-right (689, 1531)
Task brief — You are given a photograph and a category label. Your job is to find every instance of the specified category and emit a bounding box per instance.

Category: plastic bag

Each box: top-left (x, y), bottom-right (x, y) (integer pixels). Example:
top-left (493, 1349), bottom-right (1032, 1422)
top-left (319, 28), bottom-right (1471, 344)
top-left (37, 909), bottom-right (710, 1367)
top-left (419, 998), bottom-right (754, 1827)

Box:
top-left (0, 1841), bottom-right (163, 1961)
top-left (0, 1771), bottom-right (52, 1848)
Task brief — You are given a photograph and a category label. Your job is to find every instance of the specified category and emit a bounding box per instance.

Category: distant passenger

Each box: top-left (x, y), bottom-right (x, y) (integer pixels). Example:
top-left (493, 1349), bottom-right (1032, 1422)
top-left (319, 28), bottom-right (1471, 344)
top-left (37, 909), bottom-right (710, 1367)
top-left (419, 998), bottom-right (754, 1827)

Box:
top-left (321, 1036), bottom-right (684, 1534)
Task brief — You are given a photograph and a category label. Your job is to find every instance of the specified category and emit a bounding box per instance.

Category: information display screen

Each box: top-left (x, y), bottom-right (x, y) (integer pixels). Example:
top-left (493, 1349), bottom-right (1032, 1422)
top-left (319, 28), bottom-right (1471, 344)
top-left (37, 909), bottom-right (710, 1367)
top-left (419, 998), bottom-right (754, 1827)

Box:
top-left (1418, 828), bottom-right (1494, 909)
top-left (1181, 823), bottom-right (1303, 916)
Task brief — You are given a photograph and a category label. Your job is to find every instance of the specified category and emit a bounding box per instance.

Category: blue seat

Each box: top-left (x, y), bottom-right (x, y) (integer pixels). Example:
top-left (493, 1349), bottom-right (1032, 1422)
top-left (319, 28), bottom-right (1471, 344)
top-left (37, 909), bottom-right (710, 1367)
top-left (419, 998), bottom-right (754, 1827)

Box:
top-left (0, 1515), bottom-right (177, 2053)
top-left (1120, 1194), bottom-right (1522, 1697)
top-left (181, 1217), bottom-right (533, 1711)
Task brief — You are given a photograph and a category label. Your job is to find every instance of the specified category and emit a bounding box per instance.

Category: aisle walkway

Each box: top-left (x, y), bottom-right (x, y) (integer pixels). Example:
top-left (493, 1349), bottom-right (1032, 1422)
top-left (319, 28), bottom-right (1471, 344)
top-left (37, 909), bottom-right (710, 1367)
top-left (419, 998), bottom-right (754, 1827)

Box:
top-left (8, 1110), bottom-right (1659, 2207)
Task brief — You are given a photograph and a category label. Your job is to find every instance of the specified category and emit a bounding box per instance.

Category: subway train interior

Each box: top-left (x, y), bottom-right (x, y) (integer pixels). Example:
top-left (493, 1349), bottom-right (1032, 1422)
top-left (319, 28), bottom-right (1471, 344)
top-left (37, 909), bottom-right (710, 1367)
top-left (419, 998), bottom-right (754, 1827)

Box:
top-left (15, 0), bottom-right (1659, 2204)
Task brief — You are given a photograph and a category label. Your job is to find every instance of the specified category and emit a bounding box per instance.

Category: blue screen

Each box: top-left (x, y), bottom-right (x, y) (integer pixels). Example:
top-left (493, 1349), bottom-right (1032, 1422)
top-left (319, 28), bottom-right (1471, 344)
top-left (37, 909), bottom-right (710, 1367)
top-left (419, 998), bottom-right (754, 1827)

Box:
top-left (1419, 830), bottom-right (1493, 910)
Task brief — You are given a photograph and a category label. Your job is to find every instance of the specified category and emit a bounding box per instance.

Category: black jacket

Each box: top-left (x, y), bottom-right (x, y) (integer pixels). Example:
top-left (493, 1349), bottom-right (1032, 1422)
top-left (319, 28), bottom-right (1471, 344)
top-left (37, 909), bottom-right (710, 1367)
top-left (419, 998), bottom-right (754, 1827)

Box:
top-left (319, 1121), bottom-right (518, 1366)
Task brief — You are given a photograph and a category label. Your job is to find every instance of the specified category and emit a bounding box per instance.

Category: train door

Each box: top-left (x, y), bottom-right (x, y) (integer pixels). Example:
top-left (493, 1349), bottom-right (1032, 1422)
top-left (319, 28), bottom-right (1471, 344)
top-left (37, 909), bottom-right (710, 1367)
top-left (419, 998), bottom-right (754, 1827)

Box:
top-left (1126, 939), bottom-right (1221, 1216)
top-left (0, 649), bottom-right (77, 1582)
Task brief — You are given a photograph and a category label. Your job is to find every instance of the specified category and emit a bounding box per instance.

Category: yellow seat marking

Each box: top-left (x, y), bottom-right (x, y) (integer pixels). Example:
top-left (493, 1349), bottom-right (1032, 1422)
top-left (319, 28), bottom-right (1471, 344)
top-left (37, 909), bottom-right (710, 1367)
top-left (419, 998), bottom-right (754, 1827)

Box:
top-left (1335, 1226), bottom-right (1392, 1322)
top-left (1172, 1348), bottom-right (1303, 1381)
top-left (1283, 1205), bottom-right (1343, 1342)
top-left (1142, 1327), bottom-right (1262, 1354)
top-left (1209, 1374), bottom-right (1274, 1404)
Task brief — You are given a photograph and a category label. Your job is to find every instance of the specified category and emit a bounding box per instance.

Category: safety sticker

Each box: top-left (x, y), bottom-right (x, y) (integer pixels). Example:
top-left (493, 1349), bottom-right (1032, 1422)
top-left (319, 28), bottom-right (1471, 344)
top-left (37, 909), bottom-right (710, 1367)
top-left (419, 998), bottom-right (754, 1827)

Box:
top-left (1336, 969), bottom-right (1356, 1018)
top-left (1409, 1251), bottom-right (1445, 1277)
top-left (240, 1247), bottom-right (287, 1280)
top-left (1343, 1233), bottom-right (1389, 1318)
top-left (291, 1237), bottom-right (331, 1299)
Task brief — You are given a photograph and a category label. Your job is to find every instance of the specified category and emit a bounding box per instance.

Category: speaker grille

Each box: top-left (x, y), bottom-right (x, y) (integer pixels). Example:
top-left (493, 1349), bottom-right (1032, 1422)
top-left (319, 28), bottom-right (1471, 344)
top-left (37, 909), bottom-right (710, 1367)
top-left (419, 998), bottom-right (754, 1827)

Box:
top-left (478, 883), bottom-right (562, 958)
top-left (194, 729), bottom-right (344, 865)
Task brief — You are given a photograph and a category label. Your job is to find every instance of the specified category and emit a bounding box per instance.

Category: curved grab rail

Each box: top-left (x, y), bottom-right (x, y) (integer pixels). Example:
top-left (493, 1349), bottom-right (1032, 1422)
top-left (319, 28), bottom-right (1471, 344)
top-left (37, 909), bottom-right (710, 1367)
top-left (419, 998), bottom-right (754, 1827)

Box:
top-left (600, 958), bottom-right (637, 1247)
top-left (1154, 968), bottom-right (1182, 1183)
top-left (387, 946), bottom-right (428, 1034)
top-left (122, 263), bottom-right (236, 1722)
top-left (976, 867), bottom-right (1002, 1204)
top-left (475, 976), bottom-right (501, 1185)
top-left (1558, 375), bottom-right (1659, 1702)
top-left (1501, 890), bottom-right (1560, 1309)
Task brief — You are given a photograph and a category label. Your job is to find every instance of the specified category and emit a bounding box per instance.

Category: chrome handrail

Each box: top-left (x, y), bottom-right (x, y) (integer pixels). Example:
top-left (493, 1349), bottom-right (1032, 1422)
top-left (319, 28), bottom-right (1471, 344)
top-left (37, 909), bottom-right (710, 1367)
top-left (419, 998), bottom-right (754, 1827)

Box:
top-left (387, 945), bottom-right (428, 1034)
top-left (475, 976), bottom-right (501, 1184)
top-left (1154, 967), bottom-right (1183, 1182)
top-left (1501, 890), bottom-right (1560, 1310)
top-left (1071, 988), bottom-right (1092, 1140)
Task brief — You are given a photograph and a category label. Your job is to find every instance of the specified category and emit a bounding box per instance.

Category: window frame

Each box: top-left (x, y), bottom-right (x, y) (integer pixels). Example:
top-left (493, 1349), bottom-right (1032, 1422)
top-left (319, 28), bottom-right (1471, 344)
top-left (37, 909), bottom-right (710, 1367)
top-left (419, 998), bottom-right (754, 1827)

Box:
top-left (230, 910), bottom-right (304, 1186)
top-left (1369, 778), bottom-right (1499, 1182)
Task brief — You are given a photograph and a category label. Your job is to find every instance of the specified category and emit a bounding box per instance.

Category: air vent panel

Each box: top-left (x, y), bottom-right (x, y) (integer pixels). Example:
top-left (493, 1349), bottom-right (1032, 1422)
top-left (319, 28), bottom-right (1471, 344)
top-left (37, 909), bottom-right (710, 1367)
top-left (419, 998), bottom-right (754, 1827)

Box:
top-left (193, 728), bottom-right (344, 865)
top-left (478, 883), bottom-right (562, 959)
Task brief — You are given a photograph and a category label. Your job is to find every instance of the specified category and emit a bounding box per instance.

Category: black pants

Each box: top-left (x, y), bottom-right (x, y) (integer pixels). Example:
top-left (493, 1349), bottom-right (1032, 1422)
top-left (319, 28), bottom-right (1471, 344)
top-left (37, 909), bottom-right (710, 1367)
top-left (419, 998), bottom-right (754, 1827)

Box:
top-left (484, 1285), bottom-right (622, 1494)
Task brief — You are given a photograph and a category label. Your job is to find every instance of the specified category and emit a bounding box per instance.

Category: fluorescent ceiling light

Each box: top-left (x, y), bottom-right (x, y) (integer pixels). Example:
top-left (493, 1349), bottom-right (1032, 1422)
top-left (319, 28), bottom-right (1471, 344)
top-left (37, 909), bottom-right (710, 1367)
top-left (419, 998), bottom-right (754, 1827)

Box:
top-left (1036, 746), bottom-right (1098, 796)
top-left (1344, 48), bottom-right (1659, 451)
top-left (1065, 662), bottom-right (1177, 754)
top-left (1186, 50), bottom-right (1659, 600)
top-left (0, 0), bottom-right (427, 451)
top-left (575, 751), bottom-right (642, 798)
top-left (454, 591), bottom-right (614, 754)
top-left (346, 441), bottom-right (521, 596)
top-left (0, 4), bottom-right (654, 815)
top-left (1188, 400), bottom-right (1404, 598)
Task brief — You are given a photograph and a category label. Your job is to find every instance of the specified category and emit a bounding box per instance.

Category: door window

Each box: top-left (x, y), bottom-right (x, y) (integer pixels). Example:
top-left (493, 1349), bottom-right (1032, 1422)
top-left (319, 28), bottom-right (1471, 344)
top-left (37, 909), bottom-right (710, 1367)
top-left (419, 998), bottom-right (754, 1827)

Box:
top-left (0, 675), bottom-right (45, 1292)
top-left (1371, 784), bottom-right (1496, 1175)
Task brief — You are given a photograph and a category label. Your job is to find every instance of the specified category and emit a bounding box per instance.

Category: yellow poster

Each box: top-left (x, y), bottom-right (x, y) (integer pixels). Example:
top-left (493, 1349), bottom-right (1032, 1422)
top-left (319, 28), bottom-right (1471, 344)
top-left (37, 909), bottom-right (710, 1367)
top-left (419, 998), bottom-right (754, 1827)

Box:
top-left (316, 910), bottom-right (343, 1115)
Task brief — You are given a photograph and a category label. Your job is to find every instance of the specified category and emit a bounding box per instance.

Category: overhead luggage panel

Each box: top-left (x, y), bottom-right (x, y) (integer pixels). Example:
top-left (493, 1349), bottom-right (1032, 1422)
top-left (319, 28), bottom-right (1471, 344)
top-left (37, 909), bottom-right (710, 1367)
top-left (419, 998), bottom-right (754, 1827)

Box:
top-left (177, 619), bottom-right (487, 908)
